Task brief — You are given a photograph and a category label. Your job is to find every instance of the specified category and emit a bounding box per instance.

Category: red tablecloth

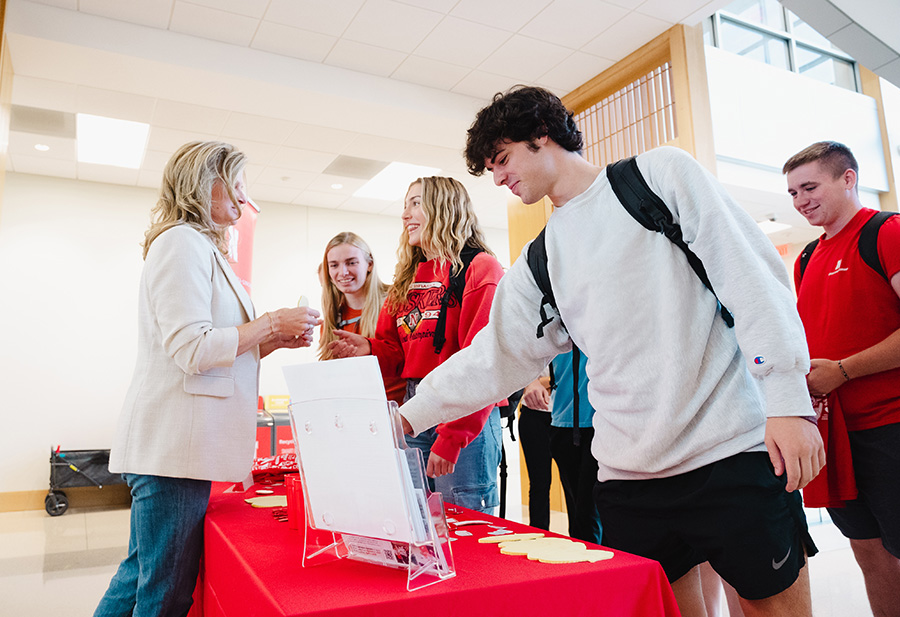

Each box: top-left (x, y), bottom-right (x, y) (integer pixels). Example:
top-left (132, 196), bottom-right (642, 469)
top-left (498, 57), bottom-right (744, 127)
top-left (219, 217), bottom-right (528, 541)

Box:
top-left (191, 483), bottom-right (680, 617)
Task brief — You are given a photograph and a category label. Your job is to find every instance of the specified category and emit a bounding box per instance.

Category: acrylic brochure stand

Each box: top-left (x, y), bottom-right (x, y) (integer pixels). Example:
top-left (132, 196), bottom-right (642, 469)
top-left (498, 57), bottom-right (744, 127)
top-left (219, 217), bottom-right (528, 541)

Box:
top-left (282, 357), bottom-right (455, 591)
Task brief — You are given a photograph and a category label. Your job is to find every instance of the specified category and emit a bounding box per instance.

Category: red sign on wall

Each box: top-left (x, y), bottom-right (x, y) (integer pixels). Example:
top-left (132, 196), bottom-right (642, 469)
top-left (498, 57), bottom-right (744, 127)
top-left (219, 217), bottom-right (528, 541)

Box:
top-left (226, 199), bottom-right (259, 296)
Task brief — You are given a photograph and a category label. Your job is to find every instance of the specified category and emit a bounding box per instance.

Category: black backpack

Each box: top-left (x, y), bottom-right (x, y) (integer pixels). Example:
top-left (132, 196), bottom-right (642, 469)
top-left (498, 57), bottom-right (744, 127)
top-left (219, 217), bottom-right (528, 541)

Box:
top-left (432, 245), bottom-right (483, 355)
top-left (525, 155), bottom-right (735, 444)
top-left (797, 211), bottom-right (897, 285)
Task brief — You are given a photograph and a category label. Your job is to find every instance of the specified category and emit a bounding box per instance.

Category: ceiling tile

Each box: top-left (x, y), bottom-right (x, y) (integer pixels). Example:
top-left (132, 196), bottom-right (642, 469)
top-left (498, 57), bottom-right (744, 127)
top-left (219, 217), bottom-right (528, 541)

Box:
top-left (450, 70), bottom-right (519, 100)
top-left (269, 147), bottom-right (336, 173)
top-left (284, 124), bottom-right (359, 154)
top-left (250, 184), bottom-right (303, 203)
top-left (8, 131), bottom-right (76, 159)
top-left (264, 0), bottom-right (365, 37)
top-left (478, 34), bottom-right (573, 82)
top-left (140, 149), bottom-right (173, 172)
top-left (251, 21), bottom-right (337, 63)
top-left (325, 39), bottom-right (407, 78)
top-left (183, 0), bottom-right (269, 19)
top-left (11, 76), bottom-right (78, 114)
top-left (537, 52), bottom-right (615, 94)
top-left (413, 17), bottom-right (509, 68)
top-left (401, 0), bottom-right (458, 13)
top-left (10, 153), bottom-right (77, 178)
top-left (79, 0), bottom-right (174, 29)
top-left (226, 139), bottom-right (280, 166)
top-left (169, 2), bottom-right (258, 47)
top-left (582, 11), bottom-right (671, 59)
top-left (77, 162), bottom-right (140, 185)
top-left (304, 174), bottom-right (367, 193)
top-left (255, 166), bottom-right (316, 190)
top-left (341, 134), bottom-right (415, 162)
top-left (76, 86), bottom-right (156, 123)
top-left (146, 127), bottom-right (219, 154)
top-left (605, 0), bottom-right (646, 8)
top-left (293, 190), bottom-right (348, 209)
top-left (221, 112), bottom-right (297, 145)
top-left (635, 0), bottom-right (709, 24)
top-left (450, 0), bottom-right (551, 32)
top-left (520, 0), bottom-right (630, 49)
top-left (243, 163), bottom-right (265, 184)
top-left (681, 0), bottom-right (732, 25)
top-left (152, 100), bottom-right (229, 134)
top-left (343, 0), bottom-right (442, 54)
top-left (391, 55), bottom-right (471, 91)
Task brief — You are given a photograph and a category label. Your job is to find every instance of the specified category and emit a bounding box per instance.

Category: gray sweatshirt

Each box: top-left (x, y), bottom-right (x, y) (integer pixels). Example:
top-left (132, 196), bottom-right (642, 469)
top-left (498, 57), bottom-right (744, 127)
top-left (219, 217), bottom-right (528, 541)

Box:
top-left (401, 146), bottom-right (813, 481)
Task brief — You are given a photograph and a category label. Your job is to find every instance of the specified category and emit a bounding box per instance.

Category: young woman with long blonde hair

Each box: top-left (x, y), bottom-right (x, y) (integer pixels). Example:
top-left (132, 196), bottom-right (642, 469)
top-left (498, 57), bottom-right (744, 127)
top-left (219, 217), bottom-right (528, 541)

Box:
top-left (329, 176), bottom-right (505, 514)
top-left (318, 231), bottom-right (405, 404)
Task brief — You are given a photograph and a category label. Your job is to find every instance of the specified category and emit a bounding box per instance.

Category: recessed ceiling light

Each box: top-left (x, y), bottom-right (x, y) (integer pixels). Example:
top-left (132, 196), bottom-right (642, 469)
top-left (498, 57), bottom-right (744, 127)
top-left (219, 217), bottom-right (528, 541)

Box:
top-left (76, 113), bottom-right (149, 169)
top-left (354, 162), bottom-right (441, 201)
top-left (331, 183), bottom-right (343, 190)
top-left (34, 143), bottom-right (50, 152)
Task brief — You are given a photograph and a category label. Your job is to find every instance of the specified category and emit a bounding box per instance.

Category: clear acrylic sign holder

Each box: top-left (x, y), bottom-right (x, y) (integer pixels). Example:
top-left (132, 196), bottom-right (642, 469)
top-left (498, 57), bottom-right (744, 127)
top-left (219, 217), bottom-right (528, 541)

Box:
top-left (283, 357), bottom-right (455, 591)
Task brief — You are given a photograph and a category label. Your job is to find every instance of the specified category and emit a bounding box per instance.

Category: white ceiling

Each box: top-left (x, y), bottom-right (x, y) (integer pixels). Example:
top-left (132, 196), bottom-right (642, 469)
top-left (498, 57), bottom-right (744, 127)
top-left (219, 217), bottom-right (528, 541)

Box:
top-left (3, 0), bottom-right (732, 230)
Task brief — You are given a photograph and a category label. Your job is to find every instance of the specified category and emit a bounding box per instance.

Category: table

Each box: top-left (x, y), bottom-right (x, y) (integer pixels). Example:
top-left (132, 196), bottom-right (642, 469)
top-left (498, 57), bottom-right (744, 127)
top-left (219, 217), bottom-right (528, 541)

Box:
top-left (190, 483), bottom-right (680, 617)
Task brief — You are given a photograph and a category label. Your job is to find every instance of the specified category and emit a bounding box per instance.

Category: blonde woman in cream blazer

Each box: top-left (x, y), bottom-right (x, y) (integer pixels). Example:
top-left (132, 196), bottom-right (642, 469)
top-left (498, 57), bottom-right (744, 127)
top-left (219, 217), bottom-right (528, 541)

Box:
top-left (95, 141), bottom-right (321, 617)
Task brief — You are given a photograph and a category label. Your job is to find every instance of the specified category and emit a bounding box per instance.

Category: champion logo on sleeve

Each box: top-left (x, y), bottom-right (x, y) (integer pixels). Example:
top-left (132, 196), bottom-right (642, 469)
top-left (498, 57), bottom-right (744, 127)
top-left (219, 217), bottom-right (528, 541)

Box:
top-left (754, 356), bottom-right (766, 365)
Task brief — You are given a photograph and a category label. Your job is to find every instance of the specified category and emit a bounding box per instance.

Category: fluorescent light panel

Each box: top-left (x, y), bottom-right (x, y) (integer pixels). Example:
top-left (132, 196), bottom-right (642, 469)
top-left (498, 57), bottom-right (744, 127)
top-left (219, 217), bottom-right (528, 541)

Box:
top-left (353, 162), bottom-right (441, 201)
top-left (76, 113), bottom-right (149, 169)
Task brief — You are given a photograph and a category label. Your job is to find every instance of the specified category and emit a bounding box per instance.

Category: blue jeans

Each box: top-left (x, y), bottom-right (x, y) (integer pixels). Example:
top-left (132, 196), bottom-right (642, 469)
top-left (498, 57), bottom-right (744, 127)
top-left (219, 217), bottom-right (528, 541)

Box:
top-left (94, 474), bottom-right (211, 617)
top-left (405, 406), bottom-right (502, 515)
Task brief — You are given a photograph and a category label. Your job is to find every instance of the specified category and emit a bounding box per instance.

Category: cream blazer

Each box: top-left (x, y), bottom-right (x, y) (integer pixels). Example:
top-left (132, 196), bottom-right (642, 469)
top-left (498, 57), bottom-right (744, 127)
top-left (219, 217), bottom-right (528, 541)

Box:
top-left (109, 225), bottom-right (260, 482)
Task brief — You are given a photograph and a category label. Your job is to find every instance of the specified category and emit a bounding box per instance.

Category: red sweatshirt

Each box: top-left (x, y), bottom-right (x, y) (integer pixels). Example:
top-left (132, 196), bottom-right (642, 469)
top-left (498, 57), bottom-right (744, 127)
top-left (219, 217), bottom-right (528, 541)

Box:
top-left (370, 252), bottom-right (504, 463)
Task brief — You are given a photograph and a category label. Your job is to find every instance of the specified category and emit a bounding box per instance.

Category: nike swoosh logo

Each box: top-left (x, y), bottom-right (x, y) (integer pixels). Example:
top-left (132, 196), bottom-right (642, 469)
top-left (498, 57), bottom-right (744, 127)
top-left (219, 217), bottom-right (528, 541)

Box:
top-left (772, 546), bottom-right (792, 570)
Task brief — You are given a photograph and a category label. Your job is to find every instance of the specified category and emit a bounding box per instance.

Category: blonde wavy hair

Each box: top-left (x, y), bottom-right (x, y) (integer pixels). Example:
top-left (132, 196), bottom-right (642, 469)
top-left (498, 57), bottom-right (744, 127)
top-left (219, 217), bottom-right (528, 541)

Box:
top-left (387, 176), bottom-right (493, 309)
top-left (318, 232), bottom-right (390, 360)
top-left (142, 141), bottom-right (247, 259)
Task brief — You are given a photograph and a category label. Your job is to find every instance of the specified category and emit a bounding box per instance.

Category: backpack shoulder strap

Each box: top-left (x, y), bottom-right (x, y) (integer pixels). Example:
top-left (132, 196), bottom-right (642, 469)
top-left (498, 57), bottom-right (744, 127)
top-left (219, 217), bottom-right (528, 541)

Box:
top-left (606, 156), bottom-right (734, 328)
top-left (859, 211), bottom-right (896, 282)
top-left (526, 227), bottom-right (561, 337)
top-left (797, 238), bottom-right (819, 284)
top-left (432, 245), bottom-right (483, 354)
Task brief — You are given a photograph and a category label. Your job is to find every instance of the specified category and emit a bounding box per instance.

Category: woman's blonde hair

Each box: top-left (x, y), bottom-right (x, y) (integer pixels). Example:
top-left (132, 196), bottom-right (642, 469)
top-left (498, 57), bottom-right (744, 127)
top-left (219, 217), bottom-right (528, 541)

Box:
top-left (387, 176), bottom-right (493, 309)
top-left (318, 232), bottom-right (390, 360)
top-left (142, 141), bottom-right (247, 259)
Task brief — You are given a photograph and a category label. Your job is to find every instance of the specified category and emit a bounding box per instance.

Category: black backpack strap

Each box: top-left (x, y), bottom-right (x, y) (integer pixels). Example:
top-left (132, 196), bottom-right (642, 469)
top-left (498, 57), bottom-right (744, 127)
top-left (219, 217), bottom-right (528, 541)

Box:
top-left (571, 345), bottom-right (581, 447)
top-left (859, 211), bottom-right (896, 281)
top-left (526, 227), bottom-right (562, 337)
top-left (433, 245), bottom-right (482, 354)
top-left (606, 156), bottom-right (734, 328)
top-left (797, 238), bottom-right (819, 284)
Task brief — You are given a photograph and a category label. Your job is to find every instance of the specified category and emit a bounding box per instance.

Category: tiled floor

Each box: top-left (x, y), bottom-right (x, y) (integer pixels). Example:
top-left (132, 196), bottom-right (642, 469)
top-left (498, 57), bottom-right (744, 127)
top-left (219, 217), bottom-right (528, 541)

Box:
top-left (0, 434), bottom-right (874, 616)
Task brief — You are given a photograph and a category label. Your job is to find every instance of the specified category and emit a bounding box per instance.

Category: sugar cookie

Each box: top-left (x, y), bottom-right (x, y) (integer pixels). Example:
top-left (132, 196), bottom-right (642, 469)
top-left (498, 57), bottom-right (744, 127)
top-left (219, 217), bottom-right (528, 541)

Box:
top-left (477, 532), bottom-right (545, 544)
top-left (244, 495), bottom-right (287, 508)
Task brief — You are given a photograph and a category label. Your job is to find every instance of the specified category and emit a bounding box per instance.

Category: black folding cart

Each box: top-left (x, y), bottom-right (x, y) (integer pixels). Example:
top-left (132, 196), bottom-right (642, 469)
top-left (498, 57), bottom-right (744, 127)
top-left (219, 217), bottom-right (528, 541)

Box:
top-left (46, 448), bottom-right (125, 516)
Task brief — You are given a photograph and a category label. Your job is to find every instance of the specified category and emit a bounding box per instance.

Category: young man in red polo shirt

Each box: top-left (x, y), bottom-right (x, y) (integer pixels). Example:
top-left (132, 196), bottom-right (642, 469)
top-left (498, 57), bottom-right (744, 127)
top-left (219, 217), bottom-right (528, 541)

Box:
top-left (785, 141), bottom-right (900, 617)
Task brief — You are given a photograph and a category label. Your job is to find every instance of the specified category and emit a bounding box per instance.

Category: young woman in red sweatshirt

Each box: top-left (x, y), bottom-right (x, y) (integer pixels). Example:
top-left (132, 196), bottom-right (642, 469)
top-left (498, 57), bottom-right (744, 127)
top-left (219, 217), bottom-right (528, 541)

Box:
top-left (330, 177), bottom-right (505, 513)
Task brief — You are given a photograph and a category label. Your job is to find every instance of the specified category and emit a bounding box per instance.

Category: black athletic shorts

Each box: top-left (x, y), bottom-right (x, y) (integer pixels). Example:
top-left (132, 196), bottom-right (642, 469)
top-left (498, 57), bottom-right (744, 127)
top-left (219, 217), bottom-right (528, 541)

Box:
top-left (827, 422), bottom-right (900, 558)
top-left (594, 452), bottom-right (818, 600)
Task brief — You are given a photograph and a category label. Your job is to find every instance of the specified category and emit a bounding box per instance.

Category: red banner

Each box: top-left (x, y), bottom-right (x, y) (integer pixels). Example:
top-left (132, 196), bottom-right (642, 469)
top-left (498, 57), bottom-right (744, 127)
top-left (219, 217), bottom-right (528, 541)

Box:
top-left (226, 200), bottom-right (259, 296)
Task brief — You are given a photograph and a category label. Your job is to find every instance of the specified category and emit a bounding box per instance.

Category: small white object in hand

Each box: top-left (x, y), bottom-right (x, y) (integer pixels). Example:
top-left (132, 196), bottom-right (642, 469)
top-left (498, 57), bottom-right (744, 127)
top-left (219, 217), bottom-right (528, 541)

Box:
top-left (297, 295), bottom-right (309, 308)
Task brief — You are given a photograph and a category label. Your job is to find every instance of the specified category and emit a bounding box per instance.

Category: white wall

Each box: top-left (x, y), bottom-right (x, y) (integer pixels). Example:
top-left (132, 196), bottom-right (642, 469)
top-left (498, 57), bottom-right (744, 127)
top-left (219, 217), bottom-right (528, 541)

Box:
top-left (0, 172), bottom-right (510, 494)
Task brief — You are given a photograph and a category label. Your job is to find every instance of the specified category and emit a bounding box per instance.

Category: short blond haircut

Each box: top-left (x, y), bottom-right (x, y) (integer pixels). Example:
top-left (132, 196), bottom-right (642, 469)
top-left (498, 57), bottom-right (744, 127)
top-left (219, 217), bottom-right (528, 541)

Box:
top-left (143, 141), bottom-right (247, 259)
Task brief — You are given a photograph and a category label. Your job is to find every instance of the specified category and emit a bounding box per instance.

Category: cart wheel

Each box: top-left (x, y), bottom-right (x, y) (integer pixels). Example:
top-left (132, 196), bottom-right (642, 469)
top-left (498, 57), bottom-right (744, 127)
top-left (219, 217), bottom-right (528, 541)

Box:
top-left (45, 491), bottom-right (69, 516)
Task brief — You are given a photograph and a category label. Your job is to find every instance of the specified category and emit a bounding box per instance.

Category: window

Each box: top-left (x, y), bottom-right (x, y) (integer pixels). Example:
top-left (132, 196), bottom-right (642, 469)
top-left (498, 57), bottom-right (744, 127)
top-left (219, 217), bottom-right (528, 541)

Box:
top-left (705, 0), bottom-right (859, 92)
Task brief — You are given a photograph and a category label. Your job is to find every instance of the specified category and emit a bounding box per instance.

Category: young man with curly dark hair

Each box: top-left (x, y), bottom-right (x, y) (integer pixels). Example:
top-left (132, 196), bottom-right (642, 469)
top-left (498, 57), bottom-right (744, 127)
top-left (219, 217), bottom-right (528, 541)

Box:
top-left (399, 86), bottom-right (825, 617)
